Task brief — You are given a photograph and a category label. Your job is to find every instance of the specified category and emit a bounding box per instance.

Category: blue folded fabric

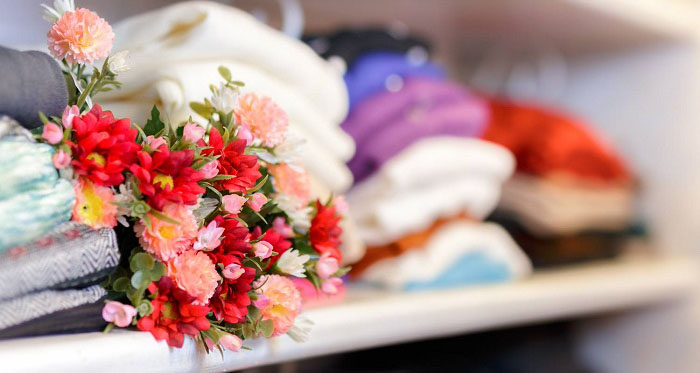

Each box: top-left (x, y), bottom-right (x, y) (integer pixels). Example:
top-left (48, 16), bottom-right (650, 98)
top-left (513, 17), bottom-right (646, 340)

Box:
top-left (403, 251), bottom-right (511, 291)
top-left (0, 117), bottom-right (75, 253)
top-left (344, 51), bottom-right (447, 109)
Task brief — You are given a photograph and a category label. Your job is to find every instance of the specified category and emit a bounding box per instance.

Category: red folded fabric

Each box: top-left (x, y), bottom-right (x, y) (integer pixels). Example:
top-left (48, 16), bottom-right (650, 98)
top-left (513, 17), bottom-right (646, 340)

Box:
top-left (483, 99), bottom-right (630, 183)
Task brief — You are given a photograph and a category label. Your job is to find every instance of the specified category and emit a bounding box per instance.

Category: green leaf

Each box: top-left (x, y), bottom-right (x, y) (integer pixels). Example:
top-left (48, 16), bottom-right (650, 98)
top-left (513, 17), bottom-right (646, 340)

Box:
top-left (218, 66), bottom-right (232, 82)
top-left (38, 112), bottom-right (50, 126)
top-left (260, 319), bottom-right (274, 338)
top-left (112, 277), bottom-right (131, 293)
top-left (247, 174), bottom-right (269, 194)
top-left (207, 174), bottom-right (236, 181)
top-left (143, 106), bottom-right (165, 137)
top-left (189, 102), bottom-right (213, 120)
top-left (131, 270), bottom-right (148, 290)
top-left (151, 261), bottom-right (166, 281)
top-left (130, 252), bottom-right (155, 272)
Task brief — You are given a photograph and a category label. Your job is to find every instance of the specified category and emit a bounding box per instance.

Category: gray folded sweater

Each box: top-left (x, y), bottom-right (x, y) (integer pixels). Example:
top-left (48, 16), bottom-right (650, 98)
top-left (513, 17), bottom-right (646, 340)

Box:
top-left (0, 46), bottom-right (68, 129)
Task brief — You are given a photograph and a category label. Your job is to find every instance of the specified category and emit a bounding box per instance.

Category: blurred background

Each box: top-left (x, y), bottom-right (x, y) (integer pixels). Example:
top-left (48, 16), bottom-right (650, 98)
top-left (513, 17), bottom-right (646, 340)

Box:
top-left (3, 0), bottom-right (700, 372)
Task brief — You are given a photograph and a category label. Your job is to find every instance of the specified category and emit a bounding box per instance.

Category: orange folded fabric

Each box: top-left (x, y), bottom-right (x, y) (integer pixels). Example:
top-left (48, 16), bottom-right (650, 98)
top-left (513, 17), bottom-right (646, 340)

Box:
top-left (483, 99), bottom-right (630, 183)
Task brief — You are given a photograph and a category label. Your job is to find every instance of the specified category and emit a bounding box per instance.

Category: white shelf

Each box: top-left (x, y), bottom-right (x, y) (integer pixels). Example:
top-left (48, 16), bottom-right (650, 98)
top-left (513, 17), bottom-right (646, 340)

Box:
top-left (1, 255), bottom-right (697, 373)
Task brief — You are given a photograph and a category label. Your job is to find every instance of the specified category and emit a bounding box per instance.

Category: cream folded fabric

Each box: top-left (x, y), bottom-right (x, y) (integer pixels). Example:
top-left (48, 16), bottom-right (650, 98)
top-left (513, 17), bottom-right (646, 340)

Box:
top-left (358, 221), bottom-right (532, 290)
top-left (347, 137), bottom-right (515, 245)
top-left (497, 174), bottom-right (635, 236)
top-left (104, 1), bottom-right (348, 124)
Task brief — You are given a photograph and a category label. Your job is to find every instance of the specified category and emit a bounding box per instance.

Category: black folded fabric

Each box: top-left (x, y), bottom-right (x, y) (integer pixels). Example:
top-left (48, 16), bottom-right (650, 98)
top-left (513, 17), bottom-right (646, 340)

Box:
top-left (0, 46), bottom-right (68, 129)
top-left (0, 285), bottom-right (106, 333)
top-left (0, 222), bottom-right (120, 302)
top-left (490, 213), bottom-right (627, 267)
top-left (0, 298), bottom-right (107, 339)
top-left (303, 28), bottom-right (432, 66)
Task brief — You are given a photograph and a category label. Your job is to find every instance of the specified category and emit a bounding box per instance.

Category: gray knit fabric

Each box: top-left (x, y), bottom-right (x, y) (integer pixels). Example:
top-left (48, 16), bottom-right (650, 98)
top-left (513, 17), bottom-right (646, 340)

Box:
top-left (0, 46), bottom-right (68, 129)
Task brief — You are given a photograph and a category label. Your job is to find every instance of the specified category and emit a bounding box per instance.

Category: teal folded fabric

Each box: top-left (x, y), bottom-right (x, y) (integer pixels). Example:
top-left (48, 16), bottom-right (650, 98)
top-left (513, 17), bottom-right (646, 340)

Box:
top-left (0, 117), bottom-right (75, 253)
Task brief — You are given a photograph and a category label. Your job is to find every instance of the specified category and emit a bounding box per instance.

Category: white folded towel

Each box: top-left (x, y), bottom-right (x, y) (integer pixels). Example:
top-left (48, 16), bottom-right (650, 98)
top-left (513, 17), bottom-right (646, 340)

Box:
top-left (104, 1), bottom-right (348, 124)
top-left (358, 221), bottom-right (532, 290)
top-left (497, 174), bottom-right (635, 236)
top-left (347, 137), bottom-right (515, 245)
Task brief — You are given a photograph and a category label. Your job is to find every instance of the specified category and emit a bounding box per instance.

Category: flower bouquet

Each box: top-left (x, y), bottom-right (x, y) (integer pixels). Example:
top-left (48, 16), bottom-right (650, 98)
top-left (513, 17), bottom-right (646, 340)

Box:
top-left (35, 0), bottom-right (348, 351)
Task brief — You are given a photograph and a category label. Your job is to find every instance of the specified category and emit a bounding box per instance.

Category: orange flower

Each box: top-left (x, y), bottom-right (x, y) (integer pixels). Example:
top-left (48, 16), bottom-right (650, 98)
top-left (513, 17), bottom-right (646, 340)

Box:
top-left (72, 177), bottom-right (117, 229)
top-left (235, 93), bottom-right (288, 147)
top-left (134, 203), bottom-right (198, 261)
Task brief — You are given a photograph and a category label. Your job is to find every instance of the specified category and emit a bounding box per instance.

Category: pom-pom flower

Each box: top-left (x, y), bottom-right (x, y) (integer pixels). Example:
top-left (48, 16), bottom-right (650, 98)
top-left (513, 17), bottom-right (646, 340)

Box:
top-left (69, 105), bottom-right (140, 186)
top-left (254, 275), bottom-right (302, 336)
top-left (235, 93), bottom-right (288, 147)
top-left (268, 163), bottom-right (311, 206)
top-left (47, 8), bottom-right (114, 65)
top-left (72, 177), bottom-right (117, 229)
top-left (168, 250), bottom-right (221, 306)
top-left (134, 203), bottom-right (198, 261)
top-left (102, 301), bottom-right (136, 327)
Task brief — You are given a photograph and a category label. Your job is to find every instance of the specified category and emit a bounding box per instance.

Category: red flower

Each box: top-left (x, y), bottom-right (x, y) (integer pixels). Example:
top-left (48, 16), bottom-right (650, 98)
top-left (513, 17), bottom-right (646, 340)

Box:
top-left (203, 127), bottom-right (261, 193)
top-left (136, 277), bottom-right (210, 348)
top-left (130, 144), bottom-right (205, 211)
top-left (251, 226), bottom-right (292, 266)
top-left (206, 215), bottom-right (256, 323)
top-left (69, 105), bottom-right (140, 186)
top-left (309, 200), bottom-right (343, 261)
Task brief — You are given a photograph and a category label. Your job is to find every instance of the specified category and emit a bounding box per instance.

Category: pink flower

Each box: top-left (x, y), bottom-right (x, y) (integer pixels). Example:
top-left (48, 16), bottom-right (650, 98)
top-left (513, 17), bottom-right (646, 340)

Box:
top-left (47, 8), bottom-right (114, 65)
top-left (42, 122), bottom-right (63, 144)
top-left (333, 196), bottom-right (349, 215)
top-left (193, 220), bottom-right (224, 251)
top-left (322, 277), bottom-right (343, 295)
top-left (52, 149), bottom-right (71, 169)
top-left (222, 263), bottom-right (245, 280)
top-left (272, 217), bottom-right (294, 238)
top-left (199, 160), bottom-right (219, 179)
top-left (235, 93), bottom-right (288, 147)
top-left (102, 301), bottom-right (137, 327)
top-left (168, 250), bottom-right (221, 306)
top-left (253, 241), bottom-right (274, 259)
top-left (236, 125), bottom-right (253, 145)
top-left (247, 193), bottom-right (267, 212)
top-left (145, 136), bottom-right (167, 150)
top-left (222, 194), bottom-right (246, 214)
top-left (62, 105), bottom-right (80, 128)
top-left (316, 252), bottom-right (339, 279)
top-left (72, 177), bottom-right (117, 229)
top-left (134, 203), bottom-right (198, 261)
top-left (268, 164), bottom-right (311, 206)
top-left (254, 275), bottom-right (302, 336)
top-left (219, 334), bottom-right (243, 352)
top-left (183, 122), bottom-right (205, 143)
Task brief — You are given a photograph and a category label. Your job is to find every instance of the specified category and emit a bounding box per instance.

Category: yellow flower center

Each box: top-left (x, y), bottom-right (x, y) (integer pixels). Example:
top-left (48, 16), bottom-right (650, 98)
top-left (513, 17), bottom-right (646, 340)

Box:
top-left (77, 181), bottom-right (104, 225)
top-left (158, 225), bottom-right (177, 240)
top-left (86, 152), bottom-right (106, 167)
top-left (153, 173), bottom-right (174, 191)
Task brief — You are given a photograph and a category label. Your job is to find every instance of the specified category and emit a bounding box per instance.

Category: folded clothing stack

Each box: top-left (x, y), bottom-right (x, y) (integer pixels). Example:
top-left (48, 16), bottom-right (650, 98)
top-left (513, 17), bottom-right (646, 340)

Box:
top-left (98, 0), bottom-right (364, 265)
top-left (484, 99), bottom-right (636, 266)
top-left (0, 222), bottom-right (120, 338)
top-left (0, 116), bottom-right (74, 253)
top-left (308, 28), bottom-right (532, 290)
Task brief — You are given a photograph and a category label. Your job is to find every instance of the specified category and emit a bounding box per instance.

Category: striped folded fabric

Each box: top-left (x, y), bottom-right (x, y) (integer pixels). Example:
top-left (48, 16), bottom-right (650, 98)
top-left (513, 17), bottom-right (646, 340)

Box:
top-left (0, 222), bottom-right (120, 302)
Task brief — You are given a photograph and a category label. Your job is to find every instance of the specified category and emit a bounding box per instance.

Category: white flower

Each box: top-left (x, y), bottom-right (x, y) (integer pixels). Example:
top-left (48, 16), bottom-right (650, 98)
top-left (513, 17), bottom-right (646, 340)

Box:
top-left (210, 83), bottom-right (239, 114)
top-left (276, 249), bottom-right (310, 278)
top-left (287, 316), bottom-right (313, 343)
top-left (275, 194), bottom-right (312, 232)
top-left (41, 0), bottom-right (75, 23)
top-left (108, 50), bottom-right (130, 74)
top-left (113, 183), bottom-right (137, 227)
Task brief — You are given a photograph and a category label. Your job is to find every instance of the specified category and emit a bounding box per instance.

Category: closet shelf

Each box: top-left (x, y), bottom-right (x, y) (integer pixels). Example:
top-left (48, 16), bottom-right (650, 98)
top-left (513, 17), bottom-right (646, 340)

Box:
top-left (1, 255), bottom-right (697, 373)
